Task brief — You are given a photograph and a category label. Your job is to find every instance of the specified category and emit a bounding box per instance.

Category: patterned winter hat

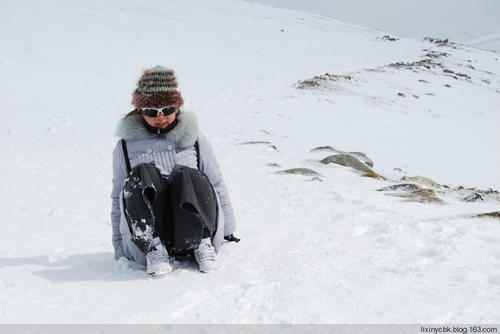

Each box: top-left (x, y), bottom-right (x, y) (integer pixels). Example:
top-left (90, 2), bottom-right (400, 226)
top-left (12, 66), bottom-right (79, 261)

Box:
top-left (132, 65), bottom-right (184, 109)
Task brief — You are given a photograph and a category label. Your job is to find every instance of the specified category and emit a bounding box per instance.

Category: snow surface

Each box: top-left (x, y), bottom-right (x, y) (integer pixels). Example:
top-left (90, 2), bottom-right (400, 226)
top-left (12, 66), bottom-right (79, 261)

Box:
top-left (1, 0), bottom-right (500, 323)
top-left (251, 0), bottom-right (500, 52)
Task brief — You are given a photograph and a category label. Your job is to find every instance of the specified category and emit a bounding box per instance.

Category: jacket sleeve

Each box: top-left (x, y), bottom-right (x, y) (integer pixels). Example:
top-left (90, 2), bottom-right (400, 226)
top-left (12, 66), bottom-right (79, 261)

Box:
top-left (111, 140), bottom-right (127, 260)
top-left (198, 133), bottom-right (237, 236)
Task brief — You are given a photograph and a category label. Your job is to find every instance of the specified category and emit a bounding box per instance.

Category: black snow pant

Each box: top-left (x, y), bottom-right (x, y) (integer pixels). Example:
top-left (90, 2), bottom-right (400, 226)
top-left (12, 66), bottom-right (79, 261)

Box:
top-left (122, 163), bottom-right (217, 255)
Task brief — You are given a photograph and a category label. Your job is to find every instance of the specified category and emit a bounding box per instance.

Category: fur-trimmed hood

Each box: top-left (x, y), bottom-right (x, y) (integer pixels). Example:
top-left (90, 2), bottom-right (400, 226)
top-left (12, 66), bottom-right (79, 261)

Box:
top-left (116, 111), bottom-right (198, 149)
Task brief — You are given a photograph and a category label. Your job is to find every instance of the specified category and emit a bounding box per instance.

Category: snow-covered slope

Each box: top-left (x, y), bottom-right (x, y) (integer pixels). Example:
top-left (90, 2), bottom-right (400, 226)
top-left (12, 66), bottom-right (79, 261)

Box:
top-left (1, 0), bottom-right (499, 323)
top-left (454, 27), bottom-right (500, 53)
top-left (251, 0), bottom-right (500, 52)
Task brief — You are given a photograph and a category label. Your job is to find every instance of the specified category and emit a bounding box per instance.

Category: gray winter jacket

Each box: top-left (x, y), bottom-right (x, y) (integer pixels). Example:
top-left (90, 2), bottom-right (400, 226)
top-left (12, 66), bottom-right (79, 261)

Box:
top-left (111, 111), bottom-right (236, 265)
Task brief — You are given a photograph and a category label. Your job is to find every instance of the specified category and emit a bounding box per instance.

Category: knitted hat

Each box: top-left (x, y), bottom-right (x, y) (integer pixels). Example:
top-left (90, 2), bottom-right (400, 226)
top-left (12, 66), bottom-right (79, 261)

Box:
top-left (132, 66), bottom-right (184, 109)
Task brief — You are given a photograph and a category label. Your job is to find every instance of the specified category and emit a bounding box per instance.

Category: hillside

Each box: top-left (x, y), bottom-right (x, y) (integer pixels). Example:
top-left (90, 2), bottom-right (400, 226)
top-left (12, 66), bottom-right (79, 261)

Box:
top-left (0, 0), bottom-right (499, 323)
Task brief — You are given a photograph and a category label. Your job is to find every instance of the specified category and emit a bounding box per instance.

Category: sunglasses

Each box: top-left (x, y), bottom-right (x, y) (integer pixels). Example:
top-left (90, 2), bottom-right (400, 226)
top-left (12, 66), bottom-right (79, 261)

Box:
top-left (140, 106), bottom-right (178, 117)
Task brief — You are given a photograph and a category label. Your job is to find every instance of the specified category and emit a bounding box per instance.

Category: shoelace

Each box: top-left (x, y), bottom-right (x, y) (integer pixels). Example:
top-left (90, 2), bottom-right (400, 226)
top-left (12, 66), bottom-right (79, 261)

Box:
top-left (196, 244), bottom-right (215, 261)
top-left (147, 248), bottom-right (168, 262)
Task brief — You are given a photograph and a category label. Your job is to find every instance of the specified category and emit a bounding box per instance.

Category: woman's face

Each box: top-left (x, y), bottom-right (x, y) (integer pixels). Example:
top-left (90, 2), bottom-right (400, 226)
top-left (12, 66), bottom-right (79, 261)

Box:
top-left (141, 108), bottom-right (177, 129)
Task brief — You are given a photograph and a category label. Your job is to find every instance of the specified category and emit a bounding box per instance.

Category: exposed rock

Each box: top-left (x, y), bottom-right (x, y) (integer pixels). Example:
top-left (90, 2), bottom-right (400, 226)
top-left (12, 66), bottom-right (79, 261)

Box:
top-left (398, 92), bottom-right (406, 97)
top-left (456, 72), bottom-right (471, 79)
top-left (473, 188), bottom-right (498, 195)
top-left (311, 147), bottom-right (374, 167)
top-left (482, 188), bottom-right (499, 195)
top-left (415, 189), bottom-right (433, 196)
top-left (276, 168), bottom-right (321, 176)
top-left (240, 141), bottom-right (278, 151)
top-left (267, 163), bottom-right (281, 168)
top-left (310, 146), bottom-right (336, 153)
top-left (443, 69), bottom-right (454, 74)
top-left (401, 176), bottom-right (440, 188)
top-left (413, 95), bottom-right (420, 99)
top-left (295, 79), bottom-right (320, 88)
top-left (388, 188), bottom-right (442, 203)
top-left (351, 152), bottom-right (374, 167)
top-left (321, 154), bottom-right (373, 173)
top-left (419, 79), bottom-right (429, 83)
top-left (388, 58), bottom-right (441, 70)
top-left (423, 37), bottom-right (449, 45)
top-left (464, 192), bottom-right (484, 202)
top-left (377, 42), bottom-right (454, 76)
top-left (362, 172), bottom-right (386, 180)
top-left (412, 189), bottom-right (442, 202)
top-left (444, 84), bottom-right (452, 88)
top-left (321, 73), bottom-right (353, 81)
top-left (377, 183), bottom-right (422, 192)
top-left (365, 68), bottom-right (386, 73)
top-left (423, 51), bottom-right (449, 58)
top-left (295, 73), bottom-right (352, 89)
top-left (477, 211), bottom-right (500, 219)
top-left (381, 35), bottom-right (399, 42)
top-left (453, 186), bottom-right (498, 195)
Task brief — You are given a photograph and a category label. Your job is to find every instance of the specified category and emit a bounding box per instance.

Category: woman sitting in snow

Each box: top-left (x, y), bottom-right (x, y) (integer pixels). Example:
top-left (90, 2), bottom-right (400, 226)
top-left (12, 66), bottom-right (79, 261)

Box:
top-left (110, 66), bottom-right (238, 275)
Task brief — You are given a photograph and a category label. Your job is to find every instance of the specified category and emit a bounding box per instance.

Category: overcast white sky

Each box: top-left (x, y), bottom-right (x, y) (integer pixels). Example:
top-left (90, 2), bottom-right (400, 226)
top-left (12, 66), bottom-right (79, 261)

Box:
top-left (249, 0), bottom-right (500, 40)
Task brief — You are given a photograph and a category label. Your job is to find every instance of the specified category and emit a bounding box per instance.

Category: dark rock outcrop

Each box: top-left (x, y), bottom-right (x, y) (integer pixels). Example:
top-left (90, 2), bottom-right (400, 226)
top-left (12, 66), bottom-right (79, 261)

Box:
top-left (464, 192), bottom-right (484, 202)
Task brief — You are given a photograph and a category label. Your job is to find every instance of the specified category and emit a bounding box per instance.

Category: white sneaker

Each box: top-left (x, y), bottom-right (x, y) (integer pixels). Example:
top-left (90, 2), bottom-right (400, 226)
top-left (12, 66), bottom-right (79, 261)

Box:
top-left (194, 243), bottom-right (218, 273)
top-left (146, 244), bottom-right (172, 276)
